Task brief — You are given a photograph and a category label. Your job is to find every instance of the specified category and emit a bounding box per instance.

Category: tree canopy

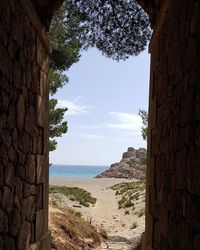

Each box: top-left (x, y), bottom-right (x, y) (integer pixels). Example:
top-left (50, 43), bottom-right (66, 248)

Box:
top-left (67, 0), bottom-right (151, 60)
top-left (138, 109), bottom-right (148, 141)
top-left (48, 2), bottom-right (83, 151)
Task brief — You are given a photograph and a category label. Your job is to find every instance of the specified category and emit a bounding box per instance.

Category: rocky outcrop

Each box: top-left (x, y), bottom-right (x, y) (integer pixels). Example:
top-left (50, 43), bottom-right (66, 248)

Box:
top-left (96, 148), bottom-right (146, 180)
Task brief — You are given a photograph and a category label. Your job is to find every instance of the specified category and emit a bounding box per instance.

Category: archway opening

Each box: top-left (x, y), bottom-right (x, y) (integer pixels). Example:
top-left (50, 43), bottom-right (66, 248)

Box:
top-left (49, 44), bottom-right (150, 249)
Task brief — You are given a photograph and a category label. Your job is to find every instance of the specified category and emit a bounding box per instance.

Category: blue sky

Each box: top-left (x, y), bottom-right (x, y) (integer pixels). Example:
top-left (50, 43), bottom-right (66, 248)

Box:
top-left (49, 47), bottom-right (150, 166)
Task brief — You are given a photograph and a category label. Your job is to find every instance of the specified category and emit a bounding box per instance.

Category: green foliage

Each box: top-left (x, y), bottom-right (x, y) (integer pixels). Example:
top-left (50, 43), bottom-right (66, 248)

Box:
top-left (49, 2), bottom-right (82, 72)
top-left (138, 109), bottom-right (148, 141)
top-left (48, 2), bottom-right (83, 151)
top-left (140, 157), bottom-right (147, 165)
top-left (135, 208), bottom-right (145, 217)
top-left (49, 185), bottom-right (97, 207)
top-left (110, 181), bottom-right (145, 209)
top-left (67, 208), bottom-right (82, 218)
top-left (68, 0), bottom-right (151, 60)
top-left (49, 99), bottom-right (68, 151)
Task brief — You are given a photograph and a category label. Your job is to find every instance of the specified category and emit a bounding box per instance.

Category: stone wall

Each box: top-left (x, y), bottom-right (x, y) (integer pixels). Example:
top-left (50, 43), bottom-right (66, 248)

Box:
top-left (145, 0), bottom-right (200, 249)
top-left (0, 1), bottom-right (50, 249)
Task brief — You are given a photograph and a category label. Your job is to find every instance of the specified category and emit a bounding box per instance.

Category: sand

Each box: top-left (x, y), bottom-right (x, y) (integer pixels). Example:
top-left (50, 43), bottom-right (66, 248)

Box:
top-left (49, 177), bottom-right (145, 236)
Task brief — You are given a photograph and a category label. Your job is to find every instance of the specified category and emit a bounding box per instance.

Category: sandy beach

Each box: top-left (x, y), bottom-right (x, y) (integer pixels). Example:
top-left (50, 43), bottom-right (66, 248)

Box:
top-left (49, 177), bottom-right (145, 236)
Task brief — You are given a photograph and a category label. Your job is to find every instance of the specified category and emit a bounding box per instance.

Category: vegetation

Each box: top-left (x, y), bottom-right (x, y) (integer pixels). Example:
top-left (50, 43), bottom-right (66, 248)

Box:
top-left (67, 207), bottom-right (82, 218)
top-left (138, 109), bottom-right (148, 141)
top-left (49, 185), bottom-right (97, 207)
top-left (67, 0), bottom-right (151, 60)
top-left (48, 2), bottom-right (83, 151)
top-left (110, 181), bottom-right (145, 209)
top-left (135, 208), bottom-right (145, 217)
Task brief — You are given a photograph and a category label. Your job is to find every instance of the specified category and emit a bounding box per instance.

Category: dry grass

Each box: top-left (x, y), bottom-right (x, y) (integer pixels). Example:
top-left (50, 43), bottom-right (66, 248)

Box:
top-left (49, 205), bottom-right (101, 250)
top-left (99, 228), bottom-right (108, 239)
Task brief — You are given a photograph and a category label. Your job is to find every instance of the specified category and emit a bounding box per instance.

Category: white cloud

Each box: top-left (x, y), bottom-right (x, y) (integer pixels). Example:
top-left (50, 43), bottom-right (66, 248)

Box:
top-left (57, 99), bottom-right (90, 115)
top-left (107, 112), bottom-right (142, 134)
top-left (76, 124), bottom-right (104, 129)
top-left (75, 112), bottom-right (142, 136)
top-left (79, 134), bottom-right (106, 140)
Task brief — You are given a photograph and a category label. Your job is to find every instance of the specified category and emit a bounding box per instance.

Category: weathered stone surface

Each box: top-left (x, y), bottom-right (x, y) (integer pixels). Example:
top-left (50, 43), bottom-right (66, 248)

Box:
top-left (14, 194), bottom-right (21, 211)
top-left (17, 221), bottom-right (31, 250)
top-left (35, 208), bottom-right (48, 241)
top-left (25, 105), bottom-right (35, 135)
top-left (2, 186), bottom-right (13, 213)
top-left (24, 183), bottom-right (36, 198)
top-left (96, 147), bottom-right (146, 179)
top-left (26, 154), bottom-right (36, 184)
top-left (15, 177), bottom-right (23, 200)
top-left (0, 209), bottom-right (8, 234)
top-left (3, 236), bottom-right (15, 250)
top-left (1, 129), bottom-right (12, 149)
top-left (17, 94), bottom-right (25, 132)
top-left (36, 184), bottom-right (43, 211)
top-left (0, 0), bottom-right (50, 248)
top-left (37, 155), bottom-right (48, 183)
top-left (9, 208), bottom-right (21, 236)
top-left (27, 196), bottom-right (36, 221)
top-left (8, 145), bottom-right (17, 162)
top-left (21, 199), bottom-right (28, 222)
top-left (0, 236), bottom-right (3, 250)
top-left (37, 96), bottom-right (45, 127)
top-left (145, 0), bottom-right (200, 249)
top-left (4, 163), bottom-right (14, 188)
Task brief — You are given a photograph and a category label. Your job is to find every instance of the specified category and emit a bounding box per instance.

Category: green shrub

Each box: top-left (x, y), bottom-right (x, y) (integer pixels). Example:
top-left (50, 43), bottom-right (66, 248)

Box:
top-left (49, 185), bottom-right (97, 207)
top-left (67, 208), bottom-right (82, 218)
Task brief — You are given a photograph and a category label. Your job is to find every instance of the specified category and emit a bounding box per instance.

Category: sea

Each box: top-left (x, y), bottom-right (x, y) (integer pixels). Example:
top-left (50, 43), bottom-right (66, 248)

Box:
top-left (49, 164), bottom-right (109, 178)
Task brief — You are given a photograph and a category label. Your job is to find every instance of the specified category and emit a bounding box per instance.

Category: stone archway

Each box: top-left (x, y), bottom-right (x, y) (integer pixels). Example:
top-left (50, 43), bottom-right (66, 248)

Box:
top-left (0, 0), bottom-right (199, 249)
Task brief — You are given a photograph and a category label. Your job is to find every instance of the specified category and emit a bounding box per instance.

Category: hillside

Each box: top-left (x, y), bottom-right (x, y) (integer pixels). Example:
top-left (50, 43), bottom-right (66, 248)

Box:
top-left (49, 205), bottom-right (101, 250)
top-left (96, 147), bottom-right (146, 179)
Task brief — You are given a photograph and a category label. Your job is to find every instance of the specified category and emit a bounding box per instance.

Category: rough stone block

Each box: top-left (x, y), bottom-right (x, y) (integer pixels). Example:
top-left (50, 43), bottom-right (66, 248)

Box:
top-left (25, 105), bottom-right (35, 135)
top-left (17, 221), bottom-right (31, 250)
top-left (35, 208), bottom-right (48, 242)
top-left (37, 155), bottom-right (48, 184)
top-left (3, 236), bottom-right (16, 250)
top-left (4, 163), bottom-right (14, 188)
top-left (36, 184), bottom-right (43, 211)
top-left (36, 96), bottom-right (45, 127)
top-left (26, 154), bottom-right (36, 184)
top-left (0, 209), bottom-right (8, 234)
top-left (37, 37), bottom-right (48, 72)
top-left (27, 196), bottom-right (36, 221)
top-left (43, 182), bottom-right (49, 209)
top-left (2, 186), bottom-right (13, 213)
top-left (9, 208), bottom-right (21, 236)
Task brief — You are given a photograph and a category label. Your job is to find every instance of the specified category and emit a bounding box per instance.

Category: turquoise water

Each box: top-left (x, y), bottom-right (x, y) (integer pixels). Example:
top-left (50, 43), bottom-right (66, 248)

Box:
top-left (49, 164), bottom-right (108, 178)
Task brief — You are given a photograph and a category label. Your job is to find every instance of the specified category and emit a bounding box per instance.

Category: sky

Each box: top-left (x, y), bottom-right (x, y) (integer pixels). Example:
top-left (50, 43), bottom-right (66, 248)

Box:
top-left (49, 47), bottom-right (150, 166)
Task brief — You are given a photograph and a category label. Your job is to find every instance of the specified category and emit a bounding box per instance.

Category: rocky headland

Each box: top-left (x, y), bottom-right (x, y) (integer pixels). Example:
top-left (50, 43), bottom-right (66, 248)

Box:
top-left (96, 147), bottom-right (147, 180)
